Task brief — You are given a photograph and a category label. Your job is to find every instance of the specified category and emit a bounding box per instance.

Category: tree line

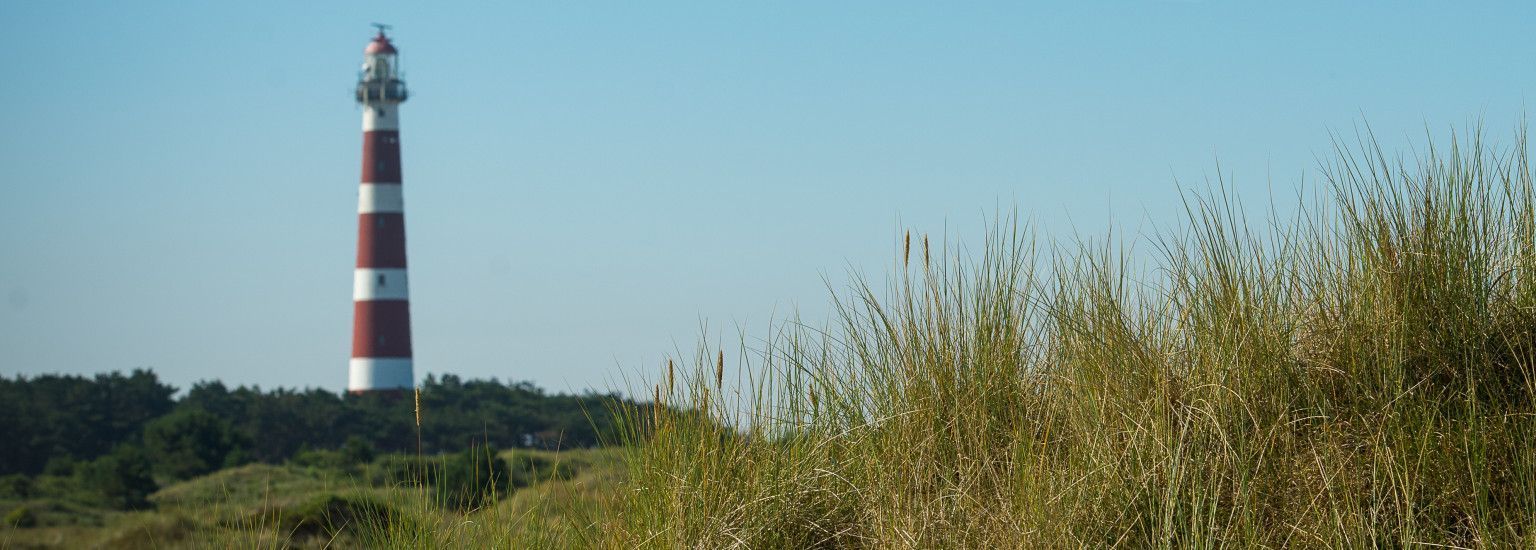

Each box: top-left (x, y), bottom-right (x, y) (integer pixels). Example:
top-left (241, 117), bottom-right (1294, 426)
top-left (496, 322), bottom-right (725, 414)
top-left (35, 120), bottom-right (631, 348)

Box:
top-left (0, 369), bottom-right (633, 480)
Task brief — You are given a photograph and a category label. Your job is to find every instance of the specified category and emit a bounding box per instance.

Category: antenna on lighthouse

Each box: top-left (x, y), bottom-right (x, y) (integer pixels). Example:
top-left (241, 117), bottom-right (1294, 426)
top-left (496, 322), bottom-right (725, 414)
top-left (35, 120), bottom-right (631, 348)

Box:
top-left (371, 22), bottom-right (392, 35)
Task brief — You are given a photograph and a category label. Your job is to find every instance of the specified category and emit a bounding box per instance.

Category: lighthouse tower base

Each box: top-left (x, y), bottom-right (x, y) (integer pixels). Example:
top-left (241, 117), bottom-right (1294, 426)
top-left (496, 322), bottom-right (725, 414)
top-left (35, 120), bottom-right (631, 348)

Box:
top-left (349, 358), bottom-right (413, 393)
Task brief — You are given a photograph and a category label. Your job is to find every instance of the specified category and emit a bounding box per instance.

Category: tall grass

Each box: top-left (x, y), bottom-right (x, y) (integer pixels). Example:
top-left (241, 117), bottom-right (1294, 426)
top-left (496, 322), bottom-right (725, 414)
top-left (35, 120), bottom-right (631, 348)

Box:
top-left (609, 129), bottom-right (1536, 548)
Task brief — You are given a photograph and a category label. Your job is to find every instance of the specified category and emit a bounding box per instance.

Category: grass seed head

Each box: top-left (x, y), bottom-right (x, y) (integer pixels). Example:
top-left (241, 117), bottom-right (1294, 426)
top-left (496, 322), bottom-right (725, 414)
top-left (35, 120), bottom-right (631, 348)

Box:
top-left (923, 234), bottom-right (931, 270)
top-left (904, 230), bottom-right (911, 268)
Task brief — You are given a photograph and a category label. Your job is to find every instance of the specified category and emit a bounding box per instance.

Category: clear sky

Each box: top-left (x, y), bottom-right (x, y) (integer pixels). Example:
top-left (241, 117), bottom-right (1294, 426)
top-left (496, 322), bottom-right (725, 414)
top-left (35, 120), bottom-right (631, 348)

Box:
top-left (3, 1), bottom-right (1535, 395)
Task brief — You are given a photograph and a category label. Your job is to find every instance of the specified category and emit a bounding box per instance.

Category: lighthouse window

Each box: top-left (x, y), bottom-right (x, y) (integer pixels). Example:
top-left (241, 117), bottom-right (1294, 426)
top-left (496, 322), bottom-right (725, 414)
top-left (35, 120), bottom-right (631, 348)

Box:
top-left (377, 274), bottom-right (386, 287)
top-left (376, 217), bottom-right (386, 228)
top-left (376, 108), bottom-right (386, 117)
top-left (377, 335), bottom-right (387, 345)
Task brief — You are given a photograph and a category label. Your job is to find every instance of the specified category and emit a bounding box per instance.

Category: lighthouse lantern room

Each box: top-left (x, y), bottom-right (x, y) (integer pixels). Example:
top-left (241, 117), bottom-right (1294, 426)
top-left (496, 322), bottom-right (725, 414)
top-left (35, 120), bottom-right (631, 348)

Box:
top-left (357, 28), bottom-right (407, 104)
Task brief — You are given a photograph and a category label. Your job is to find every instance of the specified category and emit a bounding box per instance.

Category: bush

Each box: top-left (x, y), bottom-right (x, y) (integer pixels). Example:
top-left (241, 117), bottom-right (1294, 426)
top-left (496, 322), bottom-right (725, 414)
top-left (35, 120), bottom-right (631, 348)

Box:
top-left (280, 493), bottom-right (395, 540)
top-left (372, 454), bottom-right (438, 487)
top-left (0, 474), bottom-right (31, 499)
top-left (506, 451), bottom-right (574, 488)
top-left (437, 445), bottom-right (509, 510)
top-left (5, 506), bottom-right (37, 528)
top-left (42, 456), bottom-right (75, 477)
top-left (290, 448), bottom-right (348, 471)
top-left (77, 445), bottom-right (157, 510)
top-left (340, 436), bottom-right (376, 465)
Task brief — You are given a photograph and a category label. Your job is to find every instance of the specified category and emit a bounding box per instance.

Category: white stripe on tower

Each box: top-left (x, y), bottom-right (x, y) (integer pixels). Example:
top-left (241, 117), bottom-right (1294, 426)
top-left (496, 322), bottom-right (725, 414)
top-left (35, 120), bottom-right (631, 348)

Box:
top-left (350, 27), bottom-right (414, 394)
top-left (353, 269), bottom-right (410, 300)
top-left (358, 184), bottom-right (404, 213)
top-left (363, 103), bottom-right (399, 131)
top-left (349, 358), bottom-right (414, 391)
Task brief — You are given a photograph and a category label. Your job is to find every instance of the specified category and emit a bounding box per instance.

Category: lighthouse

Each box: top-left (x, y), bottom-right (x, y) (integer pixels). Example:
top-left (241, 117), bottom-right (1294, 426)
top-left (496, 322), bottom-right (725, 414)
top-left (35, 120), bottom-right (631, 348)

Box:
top-left (350, 26), bottom-right (414, 393)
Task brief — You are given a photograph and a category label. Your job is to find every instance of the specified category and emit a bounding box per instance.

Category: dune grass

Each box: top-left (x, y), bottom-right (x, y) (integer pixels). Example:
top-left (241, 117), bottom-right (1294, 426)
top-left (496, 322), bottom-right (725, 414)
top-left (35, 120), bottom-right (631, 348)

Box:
top-left (607, 129), bottom-right (1536, 548)
top-left (351, 447), bottom-right (621, 548)
top-left (0, 448), bottom-right (620, 549)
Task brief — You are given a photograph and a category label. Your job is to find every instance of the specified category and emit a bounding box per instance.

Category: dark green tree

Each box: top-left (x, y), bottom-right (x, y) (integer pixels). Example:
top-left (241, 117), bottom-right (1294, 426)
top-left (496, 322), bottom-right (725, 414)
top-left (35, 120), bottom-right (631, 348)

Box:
top-left (340, 435), bottom-right (376, 465)
top-left (77, 444), bottom-right (157, 510)
top-left (142, 408), bottom-right (244, 480)
top-left (0, 368), bottom-right (641, 477)
top-left (0, 370), bottom-right (174, 475)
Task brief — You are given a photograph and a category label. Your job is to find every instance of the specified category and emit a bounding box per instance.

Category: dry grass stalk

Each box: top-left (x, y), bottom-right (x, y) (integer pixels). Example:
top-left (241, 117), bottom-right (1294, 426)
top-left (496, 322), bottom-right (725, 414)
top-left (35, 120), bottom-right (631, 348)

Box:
top-left (904, 230), bottom-right (911, 268)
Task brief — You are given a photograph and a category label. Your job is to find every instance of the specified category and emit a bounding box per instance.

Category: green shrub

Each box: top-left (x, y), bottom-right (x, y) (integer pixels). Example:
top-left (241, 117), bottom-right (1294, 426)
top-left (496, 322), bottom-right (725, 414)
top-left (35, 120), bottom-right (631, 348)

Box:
top-left (438, 445), bottom-right (509, 510)
top-left (0, 474), bottom-right (32, 499)
top-left (42, 456), bottom-right (75, 477)
top-left (340, 436), bottom-right (376, 465)
top-left (77, 445), bottom-right (157, 510)
top-left (289, 448), bottom-right (348, 471)
top-left (372, 453), bottom-right (438, 487)
top-left (280, 493), bottom-right (395, 540)
top-left (506, 451), bottom-right (574, 488)
top-left (5, 506), bottom-right (37, 528)
top-left (29, 475), bottom-right (79, 501)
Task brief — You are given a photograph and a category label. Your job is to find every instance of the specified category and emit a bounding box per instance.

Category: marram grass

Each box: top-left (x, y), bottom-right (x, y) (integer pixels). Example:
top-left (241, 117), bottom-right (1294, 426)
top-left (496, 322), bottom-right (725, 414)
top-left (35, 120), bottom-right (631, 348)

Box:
top-left (607, 129), bottom-right (1536, 549)
top-left (37, 129), bottom-right (1534, 549)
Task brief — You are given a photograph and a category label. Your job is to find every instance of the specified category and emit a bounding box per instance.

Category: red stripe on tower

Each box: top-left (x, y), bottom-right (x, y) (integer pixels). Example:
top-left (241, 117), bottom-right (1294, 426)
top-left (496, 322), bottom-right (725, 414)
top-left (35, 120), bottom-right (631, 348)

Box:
top-left (350, 26), bottom-right (414, 393)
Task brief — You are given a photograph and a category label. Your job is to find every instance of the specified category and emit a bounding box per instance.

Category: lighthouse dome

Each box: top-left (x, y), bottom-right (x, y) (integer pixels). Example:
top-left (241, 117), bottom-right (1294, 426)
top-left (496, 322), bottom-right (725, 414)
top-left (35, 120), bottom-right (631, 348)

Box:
top-left (365, 33), bottom-right (397, 55)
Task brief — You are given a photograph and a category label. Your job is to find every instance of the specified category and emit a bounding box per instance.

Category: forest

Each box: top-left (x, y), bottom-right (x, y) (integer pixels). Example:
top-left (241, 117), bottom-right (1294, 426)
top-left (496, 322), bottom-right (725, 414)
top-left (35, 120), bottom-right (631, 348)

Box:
top-left (0, 369), bottom-right (631, 502)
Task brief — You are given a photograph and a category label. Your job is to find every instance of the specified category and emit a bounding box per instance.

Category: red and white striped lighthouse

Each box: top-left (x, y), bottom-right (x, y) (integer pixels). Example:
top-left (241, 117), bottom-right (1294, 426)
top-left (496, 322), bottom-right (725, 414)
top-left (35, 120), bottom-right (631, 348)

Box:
top-left (350, 26), bottom-right (413, 393)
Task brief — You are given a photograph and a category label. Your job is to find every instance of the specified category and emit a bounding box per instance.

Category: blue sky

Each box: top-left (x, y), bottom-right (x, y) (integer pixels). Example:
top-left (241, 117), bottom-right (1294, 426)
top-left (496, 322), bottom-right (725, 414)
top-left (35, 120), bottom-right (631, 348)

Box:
top-left (3, 1), bottom-right (1534, 394)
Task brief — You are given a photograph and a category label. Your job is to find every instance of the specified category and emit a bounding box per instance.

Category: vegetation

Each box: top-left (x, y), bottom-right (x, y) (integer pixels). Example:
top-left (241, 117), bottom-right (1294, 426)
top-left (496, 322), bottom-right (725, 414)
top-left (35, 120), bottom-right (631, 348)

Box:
top-left (5, 506), bottom-right (37, 529)
top-left (9, 129), bottom-right (1536, 547)
top-left (0, 447), bottom-right (620, 548)
top-left (609, 129), bottom-right (1536, 547)
top-left (0, 370), bottom-right (173, 476)
top-left (75, 445), bottom-right (157, 510)
top-left (433, 444), bottom-right (510, 511)
top-left (142, 409), bottom-right (247, 481)
top-left (0, 372), bottom-right (641, 511)
top-left (0, 372), bottom-right (645, 548)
